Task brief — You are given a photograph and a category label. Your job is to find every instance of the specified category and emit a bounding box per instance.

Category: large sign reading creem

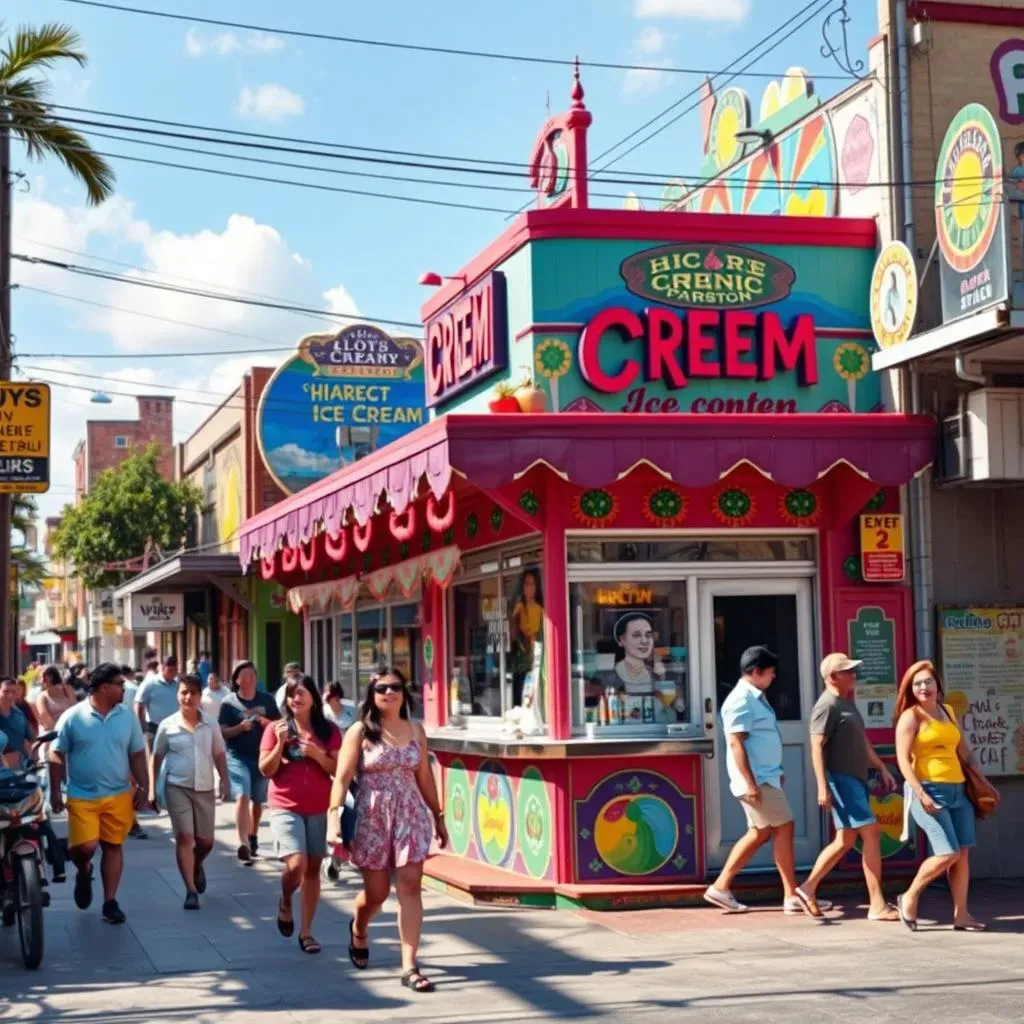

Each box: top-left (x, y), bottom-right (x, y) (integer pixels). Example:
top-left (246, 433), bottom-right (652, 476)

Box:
top-left (424, 271), bottom-right (508, 408)
top-left (257, 325), bottom-right (425, 495)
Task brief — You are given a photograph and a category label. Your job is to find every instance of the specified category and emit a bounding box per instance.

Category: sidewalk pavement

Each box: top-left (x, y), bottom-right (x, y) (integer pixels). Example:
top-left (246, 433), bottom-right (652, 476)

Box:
top-left (2, 801), bottom-right (1024, 1023)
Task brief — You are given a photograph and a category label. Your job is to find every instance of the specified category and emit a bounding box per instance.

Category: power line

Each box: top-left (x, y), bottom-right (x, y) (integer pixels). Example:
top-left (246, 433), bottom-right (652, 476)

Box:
top-left (56, 0), bottom-right (858, 80)
top-left (12, 253), bottom-right (424, 330)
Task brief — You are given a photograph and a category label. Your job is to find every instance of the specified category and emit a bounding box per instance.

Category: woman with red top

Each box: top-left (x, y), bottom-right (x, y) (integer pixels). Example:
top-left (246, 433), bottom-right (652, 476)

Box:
top-left (258, 674), bottom-right (340, 954)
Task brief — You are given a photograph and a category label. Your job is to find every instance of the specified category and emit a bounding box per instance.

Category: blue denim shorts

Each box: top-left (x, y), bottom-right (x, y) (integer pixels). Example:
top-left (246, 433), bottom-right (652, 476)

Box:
top-left (226, 754), bottom-right (269, 805)
top-left (827, 772), bottom-right (875, 830)
top-left (909, 781), bottom-right (976, 856)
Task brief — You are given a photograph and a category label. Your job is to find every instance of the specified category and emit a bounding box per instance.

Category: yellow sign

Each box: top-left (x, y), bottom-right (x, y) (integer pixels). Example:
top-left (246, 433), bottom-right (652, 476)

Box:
top-left (102, 614), bottom-right (117, 637)
top-left (596, 585), bottom-right (654, 606)
top-left (0, 382), bottom-right (50, 494)
top-left (870, 241), bottom-right (918, 349)
top-left (860, 513), bottom-right (905, 582)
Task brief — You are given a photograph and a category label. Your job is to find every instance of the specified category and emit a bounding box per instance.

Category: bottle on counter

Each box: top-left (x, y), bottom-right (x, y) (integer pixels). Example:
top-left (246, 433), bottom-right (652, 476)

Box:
top-left (598, 690), bottom-right (610, 726)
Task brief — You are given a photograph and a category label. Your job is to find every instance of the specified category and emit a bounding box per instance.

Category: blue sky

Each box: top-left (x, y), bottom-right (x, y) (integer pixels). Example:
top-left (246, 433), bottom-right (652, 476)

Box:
top-left (7, 0), bottom-right (873, 522)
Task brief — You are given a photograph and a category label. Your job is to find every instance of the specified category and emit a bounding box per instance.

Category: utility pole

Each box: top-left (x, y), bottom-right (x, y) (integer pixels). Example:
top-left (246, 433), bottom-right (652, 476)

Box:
top-left (0, 119), bottom-right (12, 675)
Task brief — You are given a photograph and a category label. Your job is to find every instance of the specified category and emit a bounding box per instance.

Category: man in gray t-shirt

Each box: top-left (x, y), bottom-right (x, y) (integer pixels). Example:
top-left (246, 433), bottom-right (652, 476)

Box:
top-left (794, 653), bottom-right (897, 921)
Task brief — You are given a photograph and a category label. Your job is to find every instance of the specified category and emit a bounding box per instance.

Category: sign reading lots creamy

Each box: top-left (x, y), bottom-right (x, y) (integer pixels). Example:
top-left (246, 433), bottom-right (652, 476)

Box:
top-left (620, 244), bottom-right (796, 309)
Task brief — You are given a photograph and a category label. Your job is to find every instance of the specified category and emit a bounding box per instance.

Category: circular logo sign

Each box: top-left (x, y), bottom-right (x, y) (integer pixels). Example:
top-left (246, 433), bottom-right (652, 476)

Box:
top-left (870, 241), bottom-right (918, 348)
top-left (515, 766), bottom-right (552, 879)
top-left (934, 103), bottom-right (1003, 273)
top-left (593, 794), bottom-right (679, 876)
top-left (472, 760), bottom-right (515, 867)
top-left (444, 759), bottom-right (471, 857)
top-left (709, 87), bottom-right (751, 170)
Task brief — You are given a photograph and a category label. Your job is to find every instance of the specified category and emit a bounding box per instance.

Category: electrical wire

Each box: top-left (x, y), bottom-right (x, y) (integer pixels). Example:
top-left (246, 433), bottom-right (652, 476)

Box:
top-left (12, 253), bottom-right (423, 330)
top-left (56, 0), bottom-right (858, 80)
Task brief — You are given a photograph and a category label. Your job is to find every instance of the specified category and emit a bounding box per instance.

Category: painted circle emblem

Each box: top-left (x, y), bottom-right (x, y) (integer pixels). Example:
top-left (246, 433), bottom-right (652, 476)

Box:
top-left (870, 241), bottom-right (918, 349)
top-left (594, 794), bottom-right (679, 876)
top-left (709, 87), bottom-right (751, 170)
top-left (934, 103), bottom-right (1003, 273)
top-left (515, 766), bottom-right (552, 879)
top-left (472, 760), bottom-right (515, 867)
top-left (445, 759), bottom-right (471, 857)
top-left (423, 635), bottom-right (434, 671)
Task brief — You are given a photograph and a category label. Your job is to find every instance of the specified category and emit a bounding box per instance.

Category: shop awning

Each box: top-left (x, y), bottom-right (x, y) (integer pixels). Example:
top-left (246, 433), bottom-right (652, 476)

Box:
top-left (238, 413), bottom-right (936, 566)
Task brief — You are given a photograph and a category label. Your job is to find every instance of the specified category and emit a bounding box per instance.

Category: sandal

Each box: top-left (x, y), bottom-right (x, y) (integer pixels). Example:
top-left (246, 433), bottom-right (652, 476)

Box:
top-left (401, 967), bottom-right (435, 993)
top-left (953, 918), bottom-right (987, 932)
top-left (867, 905), bottom-right (900, 922)
top-left (298, 934), bottom-right (322, 954)
top-left (348, 918), bottom-right (369, 969)
top-left (277, 898), bottom-right (294, 938)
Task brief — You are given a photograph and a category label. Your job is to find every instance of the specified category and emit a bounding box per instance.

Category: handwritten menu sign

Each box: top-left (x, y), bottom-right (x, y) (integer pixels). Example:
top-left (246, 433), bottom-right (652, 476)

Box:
top-left (848, 606), bottom-right (898, 728)
top-left (937, 606), bottom-right (1024, 777)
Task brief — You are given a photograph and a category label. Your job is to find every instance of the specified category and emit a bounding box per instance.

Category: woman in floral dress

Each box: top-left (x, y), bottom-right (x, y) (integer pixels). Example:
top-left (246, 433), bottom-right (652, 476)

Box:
top-left (329, 668), bottom-right (447, 993)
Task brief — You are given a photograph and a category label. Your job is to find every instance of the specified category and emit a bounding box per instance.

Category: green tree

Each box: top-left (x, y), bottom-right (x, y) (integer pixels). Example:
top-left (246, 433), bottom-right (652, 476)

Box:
top-left (1, 22), bottom-right (115, 204)
top-left (52, 446), bottom-right (204, 590)
top-left (11, 493), bottom-right (46, 592)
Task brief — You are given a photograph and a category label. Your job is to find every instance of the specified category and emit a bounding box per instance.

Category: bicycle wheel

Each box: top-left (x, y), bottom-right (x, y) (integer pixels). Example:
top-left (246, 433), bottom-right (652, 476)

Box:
top-left (16, 854), bottom-right (44, 969)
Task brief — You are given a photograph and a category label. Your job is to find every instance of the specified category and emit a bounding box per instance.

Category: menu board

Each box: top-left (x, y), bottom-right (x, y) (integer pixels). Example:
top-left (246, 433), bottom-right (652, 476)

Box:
top-left (937, 606), bottom-right (1024, 777)
top-left (848, 606), bottom-right (898, 728)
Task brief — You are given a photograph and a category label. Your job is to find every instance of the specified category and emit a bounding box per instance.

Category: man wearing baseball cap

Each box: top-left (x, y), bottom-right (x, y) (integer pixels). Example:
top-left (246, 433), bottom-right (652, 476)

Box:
top-left (793, 652), bottom-right (899, 920)
top-left (704, 645), bottom-right (811, 915)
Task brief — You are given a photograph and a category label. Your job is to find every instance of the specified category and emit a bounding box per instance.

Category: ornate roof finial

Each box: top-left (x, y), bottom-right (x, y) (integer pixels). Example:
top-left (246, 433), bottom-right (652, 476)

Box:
top-left (571, 55), bottom-right (585, 109)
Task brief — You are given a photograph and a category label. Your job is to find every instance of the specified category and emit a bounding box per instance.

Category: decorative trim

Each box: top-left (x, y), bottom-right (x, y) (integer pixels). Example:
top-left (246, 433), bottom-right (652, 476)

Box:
top-left (573, 489), bottom-right (620, 527)
top-left (643, 486), bottom-right (688, 527)
top-left (909, 1), bottom-right (1024, 26)
top-left (514, 322), bottom-right (586, 342)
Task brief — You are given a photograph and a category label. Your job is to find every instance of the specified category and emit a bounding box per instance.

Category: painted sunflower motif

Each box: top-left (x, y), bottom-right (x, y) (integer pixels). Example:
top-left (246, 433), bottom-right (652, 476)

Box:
top-left (643, 486), bottom-right (688, 527)
top-left (833, 343), bottom-right (869, 381)
top-left (842, 554), bottom-right (863, 583)
top-left (535, 338), bottom-right (572, 380)
top-left (573, 489), bottom-right (620, 527)
top-left (465, 512), bottom-right (479, 539)
top-left (490, 505), bottom-right (504, 533)
top-left (519, 489), bottom-right (541, 517)
top-left (713, 487), bottom-right (756, 526)
top-left (863, 489), bottom-right (886, 512)
top-left (778, 489), bottom-right (819, 525)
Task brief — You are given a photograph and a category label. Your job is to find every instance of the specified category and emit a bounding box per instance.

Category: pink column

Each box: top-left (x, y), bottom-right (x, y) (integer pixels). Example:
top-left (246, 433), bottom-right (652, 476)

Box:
top-left (542, 494), bottom-right (571, 740)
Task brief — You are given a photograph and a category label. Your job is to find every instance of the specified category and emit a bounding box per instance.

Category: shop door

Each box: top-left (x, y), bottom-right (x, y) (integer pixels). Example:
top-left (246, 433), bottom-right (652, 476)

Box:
top-left (698, 578), bottom-right (820, 871)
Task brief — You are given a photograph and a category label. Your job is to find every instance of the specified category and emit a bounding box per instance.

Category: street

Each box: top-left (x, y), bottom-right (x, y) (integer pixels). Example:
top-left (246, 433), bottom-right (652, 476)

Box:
top-left (2, 803), bottom-right (1023, 1023)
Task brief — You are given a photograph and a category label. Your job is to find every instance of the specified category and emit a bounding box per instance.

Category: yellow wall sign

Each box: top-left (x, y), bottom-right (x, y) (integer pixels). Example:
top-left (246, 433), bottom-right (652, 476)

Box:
top-left (860, 513), bottom-right (905, 582)
top-left (0, 382), bottom-right (50, 494)
top-left (870, 241), bottom-right (918, 349)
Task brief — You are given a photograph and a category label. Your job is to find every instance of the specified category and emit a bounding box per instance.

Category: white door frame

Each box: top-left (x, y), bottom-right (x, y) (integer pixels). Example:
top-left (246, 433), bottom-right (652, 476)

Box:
top-left (698, 576), bottom-right (820, 872)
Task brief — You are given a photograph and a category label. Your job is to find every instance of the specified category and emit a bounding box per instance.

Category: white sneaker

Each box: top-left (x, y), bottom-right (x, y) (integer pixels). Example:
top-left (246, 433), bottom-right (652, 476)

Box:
top-left (784, 895), bottom-right (833, 915)
top-left (703, 886), bottom-right (749, 913)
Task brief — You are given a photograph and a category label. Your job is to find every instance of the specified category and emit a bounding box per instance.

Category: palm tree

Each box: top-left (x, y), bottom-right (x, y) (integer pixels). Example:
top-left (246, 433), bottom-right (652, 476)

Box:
top-left (1, 22), bottom-right (115, 204)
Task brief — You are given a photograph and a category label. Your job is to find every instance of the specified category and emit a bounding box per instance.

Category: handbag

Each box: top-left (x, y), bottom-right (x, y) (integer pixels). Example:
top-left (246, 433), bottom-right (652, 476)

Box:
top-left (959, 755), bottom-right (999, 820)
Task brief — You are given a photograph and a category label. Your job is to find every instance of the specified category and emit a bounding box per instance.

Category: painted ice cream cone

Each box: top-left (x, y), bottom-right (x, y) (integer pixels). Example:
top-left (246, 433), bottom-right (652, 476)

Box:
top-left (535, 338), bottom-right (572, 413)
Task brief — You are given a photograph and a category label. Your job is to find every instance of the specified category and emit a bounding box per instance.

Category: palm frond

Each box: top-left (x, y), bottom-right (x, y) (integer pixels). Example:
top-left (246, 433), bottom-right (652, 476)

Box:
top-left (8, 105), bottom-right (115, 205)
top-left (0, 23), bottom-right (85, 82)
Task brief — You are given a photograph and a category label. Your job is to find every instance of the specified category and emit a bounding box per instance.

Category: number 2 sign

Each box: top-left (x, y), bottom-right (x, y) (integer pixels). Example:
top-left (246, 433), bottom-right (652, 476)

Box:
top-left (860, 514), bottom-right (905, 582)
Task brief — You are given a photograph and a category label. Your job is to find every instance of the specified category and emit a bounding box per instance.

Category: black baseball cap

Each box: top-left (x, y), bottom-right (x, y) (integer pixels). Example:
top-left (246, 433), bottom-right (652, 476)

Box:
top-left (740, 646), bottom-right (778, 674)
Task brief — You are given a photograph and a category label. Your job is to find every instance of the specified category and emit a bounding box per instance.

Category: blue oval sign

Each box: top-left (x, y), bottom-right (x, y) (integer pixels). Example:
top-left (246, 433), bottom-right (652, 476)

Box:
top-left (257, 324), bottom-right (426, 495)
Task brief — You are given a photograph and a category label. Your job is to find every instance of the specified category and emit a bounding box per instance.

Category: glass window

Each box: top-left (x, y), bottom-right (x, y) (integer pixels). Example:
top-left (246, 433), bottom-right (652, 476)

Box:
top-left (568, 537), bottom-right (814, 563)
top-left (505, 564), bottom-right (543, 709)
top-left (451, 576), bottom-right (504, 717)
top-left (570, 580), bottom-right (690, 731)
top-left (312, 619), bottom-right (325, 686)
top-left (337, 612), bottom-right (354, 695)
top-left (391, 602), bottom-right (422, 712)
top-left (356, 605), bottom-right (388, 694)
top-left (324, 617), bottom-right (335, 683)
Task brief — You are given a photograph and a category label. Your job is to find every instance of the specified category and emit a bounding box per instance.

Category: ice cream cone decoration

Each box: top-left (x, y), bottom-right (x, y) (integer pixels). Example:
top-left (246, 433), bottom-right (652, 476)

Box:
top-left (833, 343), bottom-right (870, 412)
top-left (535, 338), bottom-right (572, 412)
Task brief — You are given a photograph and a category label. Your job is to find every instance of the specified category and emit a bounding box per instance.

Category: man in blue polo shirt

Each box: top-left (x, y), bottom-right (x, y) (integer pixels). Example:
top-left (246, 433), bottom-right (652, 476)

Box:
top-left (135, 655), bottom-right (181, 742)
top-left (50, 663), bottom-right (148, 925)
top-left (704, 646), bottom-right (816, 917)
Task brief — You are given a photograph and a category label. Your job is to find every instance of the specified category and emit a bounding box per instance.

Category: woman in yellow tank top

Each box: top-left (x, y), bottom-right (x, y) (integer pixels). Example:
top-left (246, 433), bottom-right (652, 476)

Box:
top-left (509, 569), bottom-right (544, 707)
top-left (894, 659), bottom-right (997, 932)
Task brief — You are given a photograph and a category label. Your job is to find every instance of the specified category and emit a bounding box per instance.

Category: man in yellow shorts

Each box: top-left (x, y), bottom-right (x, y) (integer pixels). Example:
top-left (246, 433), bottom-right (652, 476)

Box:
top-left (49, 663), bottom-right (149, 924)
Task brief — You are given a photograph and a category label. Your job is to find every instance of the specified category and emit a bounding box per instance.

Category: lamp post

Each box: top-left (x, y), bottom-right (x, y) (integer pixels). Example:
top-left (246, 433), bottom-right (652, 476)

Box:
top-left (0, 118), bottom-right (12, 674)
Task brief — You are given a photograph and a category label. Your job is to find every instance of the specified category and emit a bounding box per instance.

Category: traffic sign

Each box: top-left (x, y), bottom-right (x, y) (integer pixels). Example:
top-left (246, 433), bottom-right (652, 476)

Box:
top-left (860, 513), bottom-right (905, 582)
top-left (0, 382), bottom-right (50, 493)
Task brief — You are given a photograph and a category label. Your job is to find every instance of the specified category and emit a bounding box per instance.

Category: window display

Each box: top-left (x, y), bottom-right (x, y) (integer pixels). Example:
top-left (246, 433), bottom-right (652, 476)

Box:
top-left (570, 580), bottom-right (690, 731)
top-left (451, 576), bottom-right (503, 717)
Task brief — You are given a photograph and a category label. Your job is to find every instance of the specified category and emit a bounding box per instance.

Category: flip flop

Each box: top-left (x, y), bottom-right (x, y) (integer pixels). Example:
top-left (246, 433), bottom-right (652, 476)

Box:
top-left (277, 898), bottom-right (294, 938)
top-left (867, 906), bottom-right (900, 922)
top-left (793, 886), bottom-right (824, 920)
top-left (896, 894), bottom-right (917, 933)
top-left (953, 919), bottom-right (987, 932)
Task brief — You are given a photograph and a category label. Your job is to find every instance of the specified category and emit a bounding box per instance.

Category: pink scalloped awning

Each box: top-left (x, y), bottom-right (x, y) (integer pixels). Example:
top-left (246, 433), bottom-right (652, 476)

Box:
top-left (238, 413), bottom-right (936, 566)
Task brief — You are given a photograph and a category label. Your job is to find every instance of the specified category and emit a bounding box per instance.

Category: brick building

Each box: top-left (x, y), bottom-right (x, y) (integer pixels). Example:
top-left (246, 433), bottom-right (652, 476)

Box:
top-left (72, 395), bottom-right (174, 500)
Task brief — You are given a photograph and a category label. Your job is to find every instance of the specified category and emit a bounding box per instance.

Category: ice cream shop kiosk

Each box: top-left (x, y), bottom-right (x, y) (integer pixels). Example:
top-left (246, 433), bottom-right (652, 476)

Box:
top-left (237, 76), bottom-right (934, 909)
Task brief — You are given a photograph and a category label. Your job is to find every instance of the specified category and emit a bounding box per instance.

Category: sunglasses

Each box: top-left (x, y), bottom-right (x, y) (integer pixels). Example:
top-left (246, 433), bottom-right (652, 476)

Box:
top-left (373, 682), bottom-right (404, 695)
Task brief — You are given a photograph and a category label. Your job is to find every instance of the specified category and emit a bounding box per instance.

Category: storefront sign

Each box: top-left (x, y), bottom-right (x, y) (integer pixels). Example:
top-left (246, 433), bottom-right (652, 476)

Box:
top-left (578, 308), bottom-right (817, 395)
top-left (595, 585), bottom-right (653, 606)
top-left (991, 40), bottom-right (1024, 125)
top-left (859, 514), bottom-right (905, 582)
top-left (620, 244), bottom-right (795, 310)
top-left (938, 606), bottom-right (1024, 776)
top-left (870, 241), bottom-right (918, 349)
top-left (257, 325), bottom-right (426, 495)
top-left (425, 271), bottom-right (508, 407)
top-left (125, 592), bottom-right (184, 631)
top-left (934, 103), bottom-right (1009, 324)
top-left (0, 382), bottom-right (50, 494)
top-left (847, 606), bottom-right (897, 728)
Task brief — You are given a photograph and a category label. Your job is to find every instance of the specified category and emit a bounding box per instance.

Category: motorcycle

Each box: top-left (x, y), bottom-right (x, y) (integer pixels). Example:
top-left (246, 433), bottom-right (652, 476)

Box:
top-left (0, 731), bottom-right (58, 970)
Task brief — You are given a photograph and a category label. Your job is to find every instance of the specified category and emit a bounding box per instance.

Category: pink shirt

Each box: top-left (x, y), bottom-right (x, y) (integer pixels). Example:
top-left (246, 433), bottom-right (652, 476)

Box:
top-left (260, 721), bottom-right (340, 816)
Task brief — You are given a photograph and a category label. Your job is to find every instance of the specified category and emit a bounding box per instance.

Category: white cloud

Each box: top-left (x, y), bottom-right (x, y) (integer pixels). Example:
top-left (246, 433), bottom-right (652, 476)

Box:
top-left (185, 29), bottom-right (284, 57)
top-left (622, 27), bottom-right (673, 95)
top-left (634, 27), bottom-right (669, 54)
top-left (236, 84), bottom-right (305, 122)
top-left (633, 0), bottom-right (750, 20)
top-left (322, 284), bottom-right (360, 316)
top-left (267, 443), bottom-right (339, 474)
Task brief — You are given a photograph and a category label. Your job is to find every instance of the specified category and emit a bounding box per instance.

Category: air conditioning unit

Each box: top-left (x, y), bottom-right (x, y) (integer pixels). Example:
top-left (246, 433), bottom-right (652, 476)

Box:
top-left (937, 388), bottom-right (1024, 484)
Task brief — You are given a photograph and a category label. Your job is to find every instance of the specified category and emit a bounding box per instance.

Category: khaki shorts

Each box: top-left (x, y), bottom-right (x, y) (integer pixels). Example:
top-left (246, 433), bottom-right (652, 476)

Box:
top-left (739, 783), bottom-right (793, 829)
top-left (165, 784), bottom-right (216, 839)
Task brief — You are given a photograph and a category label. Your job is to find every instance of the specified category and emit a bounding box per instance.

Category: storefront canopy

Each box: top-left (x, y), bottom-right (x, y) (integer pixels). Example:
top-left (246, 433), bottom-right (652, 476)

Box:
top-left (238, 413), bottom-right (935, 566)
top-left (113, 553), bottom-right (247, 604)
